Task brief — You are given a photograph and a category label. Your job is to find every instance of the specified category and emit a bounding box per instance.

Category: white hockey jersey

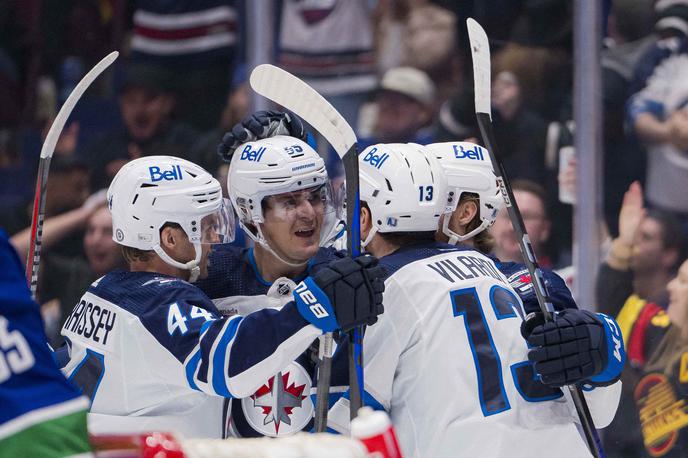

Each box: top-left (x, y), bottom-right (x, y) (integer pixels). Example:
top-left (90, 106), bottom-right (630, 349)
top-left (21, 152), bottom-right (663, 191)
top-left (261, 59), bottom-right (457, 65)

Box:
top-left (329, 243), bottom-right (621, 458)
top-left (60, 270), bottom-right (321, 438)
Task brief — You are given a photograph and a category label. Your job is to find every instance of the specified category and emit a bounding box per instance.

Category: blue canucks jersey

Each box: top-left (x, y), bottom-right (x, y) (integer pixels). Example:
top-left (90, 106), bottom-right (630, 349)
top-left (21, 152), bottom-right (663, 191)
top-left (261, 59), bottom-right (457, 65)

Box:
top-left (60, 268), bottom-right (321, 438)
top-left (0, 229), bottom-right (91, 456)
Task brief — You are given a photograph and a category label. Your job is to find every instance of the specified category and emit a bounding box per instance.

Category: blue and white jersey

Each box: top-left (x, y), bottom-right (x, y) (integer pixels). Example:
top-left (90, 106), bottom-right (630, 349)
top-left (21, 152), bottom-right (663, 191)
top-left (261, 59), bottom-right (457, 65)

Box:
top-left (193, 245), bottom-right (342, 437)
top-left (60, 270), bottom-right (321, 439)
top-left (0, 230), bottom-right (90, 454)
top-left (328, 242), bottom-right (621, 458)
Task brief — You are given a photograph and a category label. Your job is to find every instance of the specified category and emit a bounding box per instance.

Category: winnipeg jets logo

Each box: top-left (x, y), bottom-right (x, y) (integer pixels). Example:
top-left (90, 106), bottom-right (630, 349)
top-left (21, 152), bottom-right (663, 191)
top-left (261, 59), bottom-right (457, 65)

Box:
top-left (242, 362), bottom-right (313, 436)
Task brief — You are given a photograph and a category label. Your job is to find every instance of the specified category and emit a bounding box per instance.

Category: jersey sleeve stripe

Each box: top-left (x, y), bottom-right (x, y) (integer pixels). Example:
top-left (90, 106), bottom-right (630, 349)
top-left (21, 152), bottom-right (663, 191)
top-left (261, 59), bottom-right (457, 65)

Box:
top-left (210, 316), bottom-right (243, 397)
top-left (184, 349), bottom-right (203, 391)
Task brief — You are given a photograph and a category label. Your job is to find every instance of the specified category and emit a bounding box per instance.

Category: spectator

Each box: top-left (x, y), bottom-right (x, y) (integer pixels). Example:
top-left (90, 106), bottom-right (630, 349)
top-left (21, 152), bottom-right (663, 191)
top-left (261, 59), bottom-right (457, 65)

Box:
top-left (596, 182), bottom-right (685, 458)
top-left (597, 182), bottom-right (684, 321)
top-left (327, 66), bottom-right (436, 181)
top-left (372, 66), bottom-right (436, 144)
top-left (40, 204), bottom-right (125, 346)
top-left (601, 0), bottom-right (655, 235)
top-left (627, 0), bottom-right (688, 230)
top-left (129, 0), bottom-right (238, 131)
top-left (78, 63), bottom-right (199, 190)
top-left (605, 258), bottom-right (688, 458)
top-left (277, 0), bottom-right (376, 129)
top-left (490, 179), bottom-right (554, 267)
top-left (3, 155), bottom-right (91, 259)
top-left (490, 68), bottom-right (548, 184)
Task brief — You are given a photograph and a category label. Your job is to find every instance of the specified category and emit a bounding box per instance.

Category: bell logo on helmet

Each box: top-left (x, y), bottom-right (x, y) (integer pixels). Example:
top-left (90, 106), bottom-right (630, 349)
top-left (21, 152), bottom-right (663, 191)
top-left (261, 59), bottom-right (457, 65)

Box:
top-left (149, 165), bottom-right (183, 182)
top-left (363, 147), bottom-right (390, 169)
top-left (240, 145), bottom-right (267, 162)
top-left (453, 144), bottom-right (485, 161)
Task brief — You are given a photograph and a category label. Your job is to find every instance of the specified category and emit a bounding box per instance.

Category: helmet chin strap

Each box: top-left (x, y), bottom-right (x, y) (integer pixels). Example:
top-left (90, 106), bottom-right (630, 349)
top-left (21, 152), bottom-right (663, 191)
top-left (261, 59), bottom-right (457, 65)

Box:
top-left (441, 215), bottom-right (487, 245)
top-left (153, 242), bottom-right (203, 282)
top-left (361, 226), bottom-right (378, 249)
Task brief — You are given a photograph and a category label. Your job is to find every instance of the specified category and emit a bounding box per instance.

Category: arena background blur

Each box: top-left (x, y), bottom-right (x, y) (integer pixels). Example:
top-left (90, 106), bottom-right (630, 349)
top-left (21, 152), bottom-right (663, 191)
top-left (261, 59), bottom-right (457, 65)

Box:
top-left (3, 1), bottom-right (688, 456)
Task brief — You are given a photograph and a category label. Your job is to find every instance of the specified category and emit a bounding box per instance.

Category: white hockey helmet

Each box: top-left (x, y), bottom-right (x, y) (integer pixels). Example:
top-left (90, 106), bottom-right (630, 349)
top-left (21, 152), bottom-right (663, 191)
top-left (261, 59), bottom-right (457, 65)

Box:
top-left (107, 156), bottom-right (234, 281)
top-left (359, 143), bottom-right (448, 247)
top-left (227, 135), bottom-right (340, 262)
top-left (425, 141), bottom-right (503, 244)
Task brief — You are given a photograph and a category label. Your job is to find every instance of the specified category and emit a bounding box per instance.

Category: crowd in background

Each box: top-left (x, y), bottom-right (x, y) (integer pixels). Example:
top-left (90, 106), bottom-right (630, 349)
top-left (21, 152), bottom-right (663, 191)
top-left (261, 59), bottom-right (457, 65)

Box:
top-left (2, 0), bottom-right (688, 456)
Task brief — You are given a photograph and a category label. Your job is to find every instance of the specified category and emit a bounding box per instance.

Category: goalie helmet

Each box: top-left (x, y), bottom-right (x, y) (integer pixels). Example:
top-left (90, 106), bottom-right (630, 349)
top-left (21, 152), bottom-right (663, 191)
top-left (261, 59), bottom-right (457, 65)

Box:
top-left (425, 141), bottom-right (503, 244)
top-left (107, 156), bottom-right (234, 281)
top-left (359, 143), bottom-right (448, 247)
top-left (227, 135), bottom-right (340, 264)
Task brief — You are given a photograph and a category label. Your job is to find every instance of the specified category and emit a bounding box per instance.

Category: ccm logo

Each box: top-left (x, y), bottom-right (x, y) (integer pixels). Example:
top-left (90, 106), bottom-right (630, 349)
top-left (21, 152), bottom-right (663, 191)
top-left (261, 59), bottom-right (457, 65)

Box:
top-left (295, 282), bottom-right (330, 319)
top-left (602, 315), bottom-right (623, 362)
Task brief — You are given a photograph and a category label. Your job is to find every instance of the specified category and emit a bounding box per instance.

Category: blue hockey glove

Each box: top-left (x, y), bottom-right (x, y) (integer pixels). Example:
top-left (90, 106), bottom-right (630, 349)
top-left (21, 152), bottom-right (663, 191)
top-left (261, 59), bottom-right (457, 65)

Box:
top-left (520, 309), bottom-right (625, 387)
top-left (293, 256), bottom-right (385, 333)
top-left (217, 110), bottom-right (306, 161)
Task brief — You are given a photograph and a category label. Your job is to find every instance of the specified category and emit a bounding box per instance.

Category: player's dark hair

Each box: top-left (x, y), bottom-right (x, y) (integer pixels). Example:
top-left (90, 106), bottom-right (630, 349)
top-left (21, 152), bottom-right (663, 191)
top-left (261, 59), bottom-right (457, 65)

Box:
top-left (460, 192), bottom-right (495, 254)
top-left (121, 222), bottom-right (183, 265)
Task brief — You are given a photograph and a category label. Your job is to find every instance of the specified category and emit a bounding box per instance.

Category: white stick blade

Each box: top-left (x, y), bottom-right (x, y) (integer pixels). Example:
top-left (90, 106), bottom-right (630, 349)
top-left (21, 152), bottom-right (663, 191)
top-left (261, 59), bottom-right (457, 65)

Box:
top-left (41, 51), bottom-right (119, 159)
top-left (249, 64), bottom-right (356, 159)
top-left (466, 18), bottom-right (492, 118)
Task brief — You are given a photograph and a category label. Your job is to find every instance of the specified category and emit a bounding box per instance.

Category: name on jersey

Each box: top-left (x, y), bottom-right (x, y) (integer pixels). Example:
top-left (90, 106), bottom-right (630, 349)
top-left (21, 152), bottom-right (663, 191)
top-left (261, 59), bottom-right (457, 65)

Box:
top-left (453, 144), bottom-right (485, 161)
top-left (63, 299), bottom-right (117, 346)
top-left (240, 145), bottom-right (266, 162)
top-left (427, 254), bottom-right (504, 284)
top-left (362, 147), bottom-right (389, 169)
top-left (149, 165), bottom-right (183, 182)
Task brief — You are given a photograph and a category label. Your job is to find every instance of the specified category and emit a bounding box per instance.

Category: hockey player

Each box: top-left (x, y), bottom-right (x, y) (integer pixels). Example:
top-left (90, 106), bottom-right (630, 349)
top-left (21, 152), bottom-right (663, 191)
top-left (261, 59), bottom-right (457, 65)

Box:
top-left (0, 229), bottom-right (92, 457)
top-left (59, 156), bottom-right (385, 438)
top-left (426, 141), bottom-right (580, 315)
top-left (326, 142), bottom-right (624, 457)
top-left (190, 116), bottom-right (353, 438)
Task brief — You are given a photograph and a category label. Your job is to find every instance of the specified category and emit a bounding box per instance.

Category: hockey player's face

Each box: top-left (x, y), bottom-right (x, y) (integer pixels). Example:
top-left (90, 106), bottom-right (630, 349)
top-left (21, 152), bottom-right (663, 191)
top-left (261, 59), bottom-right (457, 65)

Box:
top-left (261, 187), bottom-right (325, 262)
top-left (667, 260), bottom-right (688, 328)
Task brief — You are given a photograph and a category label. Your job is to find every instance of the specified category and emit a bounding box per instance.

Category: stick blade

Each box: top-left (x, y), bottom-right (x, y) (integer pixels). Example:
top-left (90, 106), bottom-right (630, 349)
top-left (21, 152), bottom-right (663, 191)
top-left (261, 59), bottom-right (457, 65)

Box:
top-left (249, 64), bottom-right (356, 159)
top-left (466, 18), bottom-right (491, 118)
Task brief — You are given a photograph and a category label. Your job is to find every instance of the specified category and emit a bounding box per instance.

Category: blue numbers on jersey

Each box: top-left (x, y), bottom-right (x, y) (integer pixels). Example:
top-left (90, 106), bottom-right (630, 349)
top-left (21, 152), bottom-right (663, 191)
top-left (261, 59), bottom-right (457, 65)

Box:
top-left (167, 303), bottom-right (215, 336)
top-left (418, 185), bottom-right (434, 201)
top-left (450, 285), bottom-right (561, 417)
top-left (0, 316), bottom-right (36, 383)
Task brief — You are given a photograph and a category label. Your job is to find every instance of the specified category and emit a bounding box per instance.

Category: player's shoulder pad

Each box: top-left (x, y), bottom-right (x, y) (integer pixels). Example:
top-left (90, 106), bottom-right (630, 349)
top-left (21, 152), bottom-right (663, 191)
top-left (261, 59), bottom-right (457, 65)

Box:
top-left (492, 260), bottom-right (576, 313)
top-left (94, 271), bottom-right (219, 317)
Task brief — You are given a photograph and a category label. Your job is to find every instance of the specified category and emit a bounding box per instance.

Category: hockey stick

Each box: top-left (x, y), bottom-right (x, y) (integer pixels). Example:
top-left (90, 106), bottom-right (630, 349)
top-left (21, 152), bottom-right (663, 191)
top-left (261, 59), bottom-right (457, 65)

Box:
top-left (25, 51), bottom-right (119, 298)
top-left (466, 19), bottom-right (605, 458)
top-left (249, 64), bottom-right (364, 429)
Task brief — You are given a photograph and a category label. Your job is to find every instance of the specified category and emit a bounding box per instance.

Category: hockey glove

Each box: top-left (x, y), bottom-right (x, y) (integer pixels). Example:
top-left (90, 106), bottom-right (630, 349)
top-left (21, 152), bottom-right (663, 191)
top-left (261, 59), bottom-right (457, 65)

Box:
top-left (293, 256), bottom-right (385, 333)
top-left (521, 309), bottom-right (625, 387)
top-left (217, 110), bottom-right (307, 161)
